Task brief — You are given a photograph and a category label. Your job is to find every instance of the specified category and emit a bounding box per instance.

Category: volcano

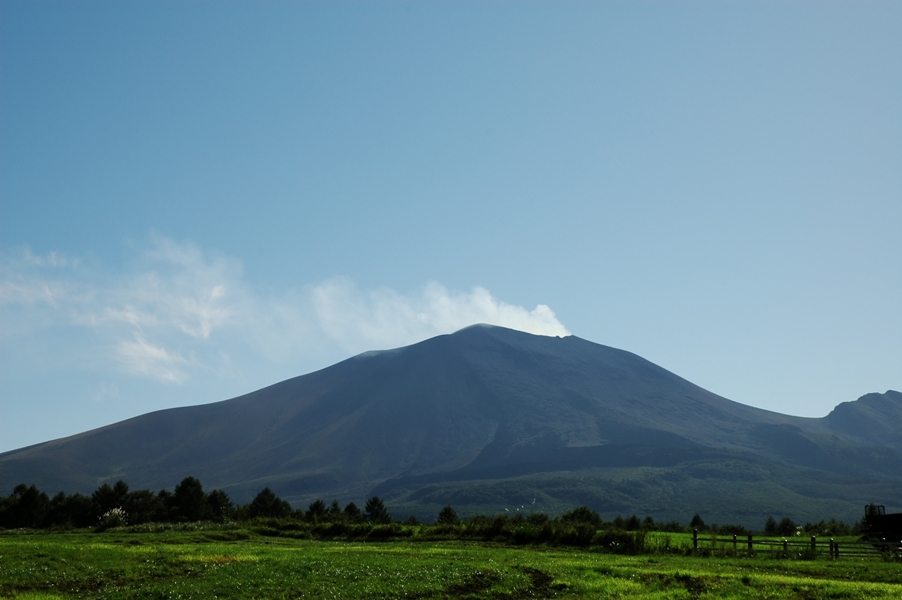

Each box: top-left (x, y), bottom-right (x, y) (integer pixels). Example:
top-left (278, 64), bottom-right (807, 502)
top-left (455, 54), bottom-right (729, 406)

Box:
top-left (2, 325), bottom-right (900, 524)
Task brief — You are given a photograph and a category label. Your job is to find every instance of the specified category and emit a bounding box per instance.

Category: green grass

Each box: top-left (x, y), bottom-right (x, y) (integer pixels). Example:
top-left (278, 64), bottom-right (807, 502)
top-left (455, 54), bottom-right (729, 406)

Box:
top-left (1, 528), bottom-right (900, 599)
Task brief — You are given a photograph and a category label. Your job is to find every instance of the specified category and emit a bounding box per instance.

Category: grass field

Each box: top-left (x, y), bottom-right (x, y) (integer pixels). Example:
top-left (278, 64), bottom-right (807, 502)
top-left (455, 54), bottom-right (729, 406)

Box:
top-left (1, 527), bottom-right (900, 599)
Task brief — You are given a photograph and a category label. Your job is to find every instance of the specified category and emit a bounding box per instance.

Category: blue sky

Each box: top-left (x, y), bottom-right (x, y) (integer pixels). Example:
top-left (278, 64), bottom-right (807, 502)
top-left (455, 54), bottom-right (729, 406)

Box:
top-left (1, 1), bottom-right (900, 453)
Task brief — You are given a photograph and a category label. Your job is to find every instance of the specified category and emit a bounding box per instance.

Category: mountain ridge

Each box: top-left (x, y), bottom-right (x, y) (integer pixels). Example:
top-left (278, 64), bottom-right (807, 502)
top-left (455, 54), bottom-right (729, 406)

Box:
top-left (1, 325), bottom-right (899, 524)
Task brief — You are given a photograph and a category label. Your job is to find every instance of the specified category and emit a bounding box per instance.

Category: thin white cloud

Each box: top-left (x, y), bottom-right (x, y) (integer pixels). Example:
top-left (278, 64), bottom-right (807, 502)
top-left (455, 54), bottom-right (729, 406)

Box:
top-left (92, 381), bottom-right (121, 403)
top-left (20, 247), bottom-right (79, 268)
top-left (0, 279), bottom-right (66, 306)
top-left (116, 334), bottom-right (190, 383)
top-left (0, 236), bottom-right (569, 385)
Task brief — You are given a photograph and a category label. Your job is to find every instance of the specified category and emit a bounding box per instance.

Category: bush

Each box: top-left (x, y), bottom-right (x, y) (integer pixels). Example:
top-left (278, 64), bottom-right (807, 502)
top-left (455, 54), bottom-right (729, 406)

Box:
top-left (366, 523), bottom-right (408, 540)
top-left (512, 524), bottom-right (534, 545)
top-left (527, 512), bottom-right (549, 525)
top-left (594, 529), bottom-right (647, 554)
top-left (719, 523), bottom-right (750, 537)
top-left (95, 507), bottom-right (128, 532)
top-left (561, 506), bottom-right (603, 529)
top-left (554, 523), bottom-right (597, 546)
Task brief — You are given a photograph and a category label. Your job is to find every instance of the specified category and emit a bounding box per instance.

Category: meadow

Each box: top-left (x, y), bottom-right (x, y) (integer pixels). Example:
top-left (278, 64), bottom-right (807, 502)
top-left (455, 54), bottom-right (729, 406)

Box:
top-left (1, 526), bottom-right (900, 599)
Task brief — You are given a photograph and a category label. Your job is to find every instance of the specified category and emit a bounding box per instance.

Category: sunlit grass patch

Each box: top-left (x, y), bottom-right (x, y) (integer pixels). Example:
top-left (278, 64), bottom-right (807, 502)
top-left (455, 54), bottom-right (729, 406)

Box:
top-left (183, 553), bottom-right (261, 564)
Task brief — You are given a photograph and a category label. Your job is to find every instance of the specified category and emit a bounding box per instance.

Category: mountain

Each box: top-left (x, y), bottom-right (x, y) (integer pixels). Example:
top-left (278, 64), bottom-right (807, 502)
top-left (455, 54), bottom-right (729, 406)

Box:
top-left (2, 325), bottom-right (900, 525)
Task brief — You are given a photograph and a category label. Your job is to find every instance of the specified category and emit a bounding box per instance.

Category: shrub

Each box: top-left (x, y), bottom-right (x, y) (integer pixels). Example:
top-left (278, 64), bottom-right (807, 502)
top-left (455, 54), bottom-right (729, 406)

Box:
top-left (512, 523), bottom-right (540, 545)
top-left (527, 512), bottom-right (549, 526)
top-left (96, 507), bottom-right (128, 532)
top-left (366, 523), bottom-right (408, 540)
top-left (594, 529), bottom-right (647, 554)
top-left (554, 523), bottom-right (597, 546)
top-left (719, 523), bottom-right (750, 537)
top-left (560, 506), bottom-right (602, 529)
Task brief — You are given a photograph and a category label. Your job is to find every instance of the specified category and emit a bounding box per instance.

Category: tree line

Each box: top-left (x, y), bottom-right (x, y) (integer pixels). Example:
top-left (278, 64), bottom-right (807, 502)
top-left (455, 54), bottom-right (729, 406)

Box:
top-left (0, 477), bottom-right (860, 539)
top-left (0, 477), bottom-right (389, 530)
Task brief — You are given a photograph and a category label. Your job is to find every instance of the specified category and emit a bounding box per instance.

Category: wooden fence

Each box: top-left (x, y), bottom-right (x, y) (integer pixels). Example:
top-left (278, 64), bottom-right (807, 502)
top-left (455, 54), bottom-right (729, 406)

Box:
top-left (687, 529), bottom-right (901, 559)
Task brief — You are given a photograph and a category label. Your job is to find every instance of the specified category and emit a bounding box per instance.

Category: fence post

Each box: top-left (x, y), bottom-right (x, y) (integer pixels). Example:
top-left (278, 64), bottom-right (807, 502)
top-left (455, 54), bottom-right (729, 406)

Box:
top-left (733, 534), bottom-right (737, 551)
top-left (810, 536), bottom-right (816, 555)
top-left (783, 539), bottom-right (788, 552)
top-left (747, 534), bottom-right (753, 554)
top-left (830, 538), bottom-right (835, 559)
top-left (693, 528), bottom-right (698, 551)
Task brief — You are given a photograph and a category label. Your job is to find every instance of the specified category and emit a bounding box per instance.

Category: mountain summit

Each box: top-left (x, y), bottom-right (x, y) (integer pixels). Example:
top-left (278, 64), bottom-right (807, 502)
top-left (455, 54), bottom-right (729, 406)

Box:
top-left (2, 325), bottom-right (900, 524)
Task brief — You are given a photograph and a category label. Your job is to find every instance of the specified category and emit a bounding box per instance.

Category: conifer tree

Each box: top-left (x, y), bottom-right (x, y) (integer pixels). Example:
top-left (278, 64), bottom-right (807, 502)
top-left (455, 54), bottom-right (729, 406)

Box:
top-left (364, 496), bottom-right (391, 524)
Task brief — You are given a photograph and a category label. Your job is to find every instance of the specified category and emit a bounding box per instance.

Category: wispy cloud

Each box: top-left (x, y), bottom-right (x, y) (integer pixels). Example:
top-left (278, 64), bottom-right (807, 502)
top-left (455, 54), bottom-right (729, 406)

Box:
top-left (116, 334), bottom-right (190, 383)
top-left (92, 381), bottom-right (121, 403)
top-left (0, 236), bottom-right (569, 385)
top-left (20, 247), bottom-right (80, 268)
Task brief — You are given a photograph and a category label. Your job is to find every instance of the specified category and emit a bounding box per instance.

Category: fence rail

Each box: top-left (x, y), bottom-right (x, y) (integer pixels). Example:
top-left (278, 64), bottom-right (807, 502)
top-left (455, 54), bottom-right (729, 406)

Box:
top-left (686, 529), bottom-right (902, 559)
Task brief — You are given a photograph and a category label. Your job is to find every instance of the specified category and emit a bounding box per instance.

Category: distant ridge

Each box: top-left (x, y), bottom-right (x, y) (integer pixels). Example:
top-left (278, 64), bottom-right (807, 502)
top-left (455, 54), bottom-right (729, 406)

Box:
top-left (1, 325), bottom-right (900, 525)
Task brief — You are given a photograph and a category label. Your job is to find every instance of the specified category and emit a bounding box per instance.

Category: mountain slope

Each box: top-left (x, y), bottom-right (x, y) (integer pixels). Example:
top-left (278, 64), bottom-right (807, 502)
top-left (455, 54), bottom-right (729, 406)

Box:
top-left (1, 325), bottom-right (899, 522)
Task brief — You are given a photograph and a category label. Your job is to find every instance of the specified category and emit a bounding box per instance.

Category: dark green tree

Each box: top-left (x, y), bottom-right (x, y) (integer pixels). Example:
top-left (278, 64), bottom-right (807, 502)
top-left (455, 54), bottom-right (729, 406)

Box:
top-left (327, 500), bottom-right (342, 521)
top-left (306, 499), bottom-right (327, 521)
top-left (92, 480), bottom-right (129, 515)
top-left (47, 491), bottom-right (95, 528)
top-left (206, 489), bottom-right (233, 522)
top-left (248, 488), bottom-right (291, 518)
top-left (124, 489), bottom-right (164, 525)
top-left (4, 484), bottom-right (50, 528)
top-left (364, 496), bottom-right (391, 524)
top-left (343, 501), bottom-right (363, 523)
top-left (764, 516), bottom-right (778, 535)
top-left (561, 506), bottom-right (603, 529)
top-left (719, 523), bottom-right (750, 536)
top-left (172, 477), bottom-right (208, 522)
top-left (436, 505), bottom-right (459, 525)
top-left (777, 517), bottom-right (797, 536)
top-left (689, 514), bottom-right (706, 531)
top-left (527, 512), bottom-right (549, 525)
